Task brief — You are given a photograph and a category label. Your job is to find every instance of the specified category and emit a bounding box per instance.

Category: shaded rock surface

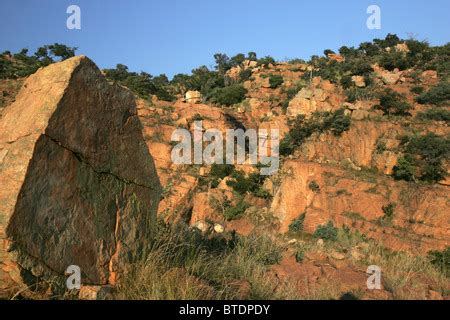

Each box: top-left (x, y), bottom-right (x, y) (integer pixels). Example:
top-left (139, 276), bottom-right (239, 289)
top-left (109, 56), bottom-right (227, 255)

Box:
top-left (0, 56), bottom-right (161, 297)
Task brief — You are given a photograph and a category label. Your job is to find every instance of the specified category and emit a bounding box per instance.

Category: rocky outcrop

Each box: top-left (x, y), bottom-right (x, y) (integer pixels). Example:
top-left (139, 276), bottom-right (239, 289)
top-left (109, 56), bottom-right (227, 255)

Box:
top-left (287, 78), bottom-right (343, 119)
top-left (185, 90), bottom-right (202, 104)
top-left (0, 56), bottom-right (161, 297)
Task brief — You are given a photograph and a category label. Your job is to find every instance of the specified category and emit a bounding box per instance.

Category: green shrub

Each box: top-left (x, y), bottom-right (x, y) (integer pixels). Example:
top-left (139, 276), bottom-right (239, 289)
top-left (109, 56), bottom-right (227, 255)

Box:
top-left (340, 75), bottom-right (353, 89)
top-left (210, 163), bottom-right (235, 179)
top-left (416, 108), bottom-right (450, 124)
top-left (324, 109), bottom-right (351, 135)
top-left (308, 181), bottom-right (321, 193)
top-left (210, 84), bottom-right (247, 106)
top-left (104, 65), bottom-right (175, 101)
top-left (345, 87), bottom-right (377, 103)
top-left (289, 213), bottom-right (305, 233)
top-left (257, 56), bottom-right (276, 67)
top-left (280, 110), bottom-right (351, 156)
top-left (428, 247), bottom-right (450, 277)
top-left (295, 250), bottom-right (305, 263)
top-left (0, 44), bottom-right (77, 79)
top-left (239, 69), bottom-right (253, 82)
top-left (394, 133), bottom-right (450, 183)
top-left (416, 82), bottom-right (450, 106)
top-left (393, 155), bottom-right (415, 181)
top-left (223, 199), bottom-right (249, 221)
top-left (411, 86), bottom-right (425, 95)
top-left (226, 171), bottom-right (271, 199)
top-left (382, 203), bottom-right (396, 220)
top-left (313, 221), bottom-right (338, 241)
top-left (375, 89), bottom-right (412, 116)
top-left (268, 74), bottom-right (284, 89)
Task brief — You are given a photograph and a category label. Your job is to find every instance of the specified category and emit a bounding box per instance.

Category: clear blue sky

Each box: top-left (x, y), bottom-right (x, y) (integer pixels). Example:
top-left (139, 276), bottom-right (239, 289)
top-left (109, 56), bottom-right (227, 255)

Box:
top-left (1, 0), bottom-right (449, 78)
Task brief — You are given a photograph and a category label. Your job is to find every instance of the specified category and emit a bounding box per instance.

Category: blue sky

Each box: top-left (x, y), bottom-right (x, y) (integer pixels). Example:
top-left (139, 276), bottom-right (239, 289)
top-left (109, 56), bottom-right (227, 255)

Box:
top-left (1, 0), bottom-right (449, 78)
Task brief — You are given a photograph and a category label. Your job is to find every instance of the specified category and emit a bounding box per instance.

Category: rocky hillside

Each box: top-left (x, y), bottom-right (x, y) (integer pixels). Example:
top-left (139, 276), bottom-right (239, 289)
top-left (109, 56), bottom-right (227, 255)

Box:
top-left (0, 35), bottom-right (449, 299)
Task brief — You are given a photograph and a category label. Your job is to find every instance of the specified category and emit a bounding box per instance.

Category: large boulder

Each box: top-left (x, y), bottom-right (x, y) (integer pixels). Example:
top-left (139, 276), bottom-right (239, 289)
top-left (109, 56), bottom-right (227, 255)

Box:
top-left (0, 56), bottom-right (161, 297)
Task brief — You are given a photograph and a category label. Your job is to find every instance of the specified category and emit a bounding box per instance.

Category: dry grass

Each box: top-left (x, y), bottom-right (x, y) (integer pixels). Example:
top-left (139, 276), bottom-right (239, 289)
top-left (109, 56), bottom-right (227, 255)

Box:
top-left (115, 220), bottom-right (449, 300)
top-left (116, 221), bottom-right (297, 300)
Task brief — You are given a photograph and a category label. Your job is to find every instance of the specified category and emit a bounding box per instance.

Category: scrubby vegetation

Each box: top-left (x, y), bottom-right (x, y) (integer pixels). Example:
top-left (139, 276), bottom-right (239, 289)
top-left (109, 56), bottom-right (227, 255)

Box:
top-left (307, 34), bottom-right (449, 89)
top-left (0, 44), bottom-right (77, 79)
top-left (415, 81), bottom-right (450, 106)
top-left (288, 213), bottom-right (305, 233)
top-left (313, 221), bottom-right (338, 241)
top-left (104, 64), bottom-right (175, 101)
top-left (280, 109), bottom-right (351, 156)
top-left (209, 84), bottom-right (247, 106)
top-left (117, 220), bottom-right (289, 299)
top-left (268, 74), bottom-right (284, 89)
top-left (416, 108), bottom-right (450, 124)
top-left (428, 247), bottom-right (450, 277)
top-left (375, 89), bottom-right (412, 116)
top-left (393, 133), bottom-right (450, 183)
top-left (226, 170), bottom-right (271, 199)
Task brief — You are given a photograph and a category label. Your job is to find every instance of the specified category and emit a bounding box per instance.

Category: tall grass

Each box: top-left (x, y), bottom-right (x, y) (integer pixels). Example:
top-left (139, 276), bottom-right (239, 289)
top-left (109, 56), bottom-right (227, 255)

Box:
top-left (116, 221), bottom-right (296, 300)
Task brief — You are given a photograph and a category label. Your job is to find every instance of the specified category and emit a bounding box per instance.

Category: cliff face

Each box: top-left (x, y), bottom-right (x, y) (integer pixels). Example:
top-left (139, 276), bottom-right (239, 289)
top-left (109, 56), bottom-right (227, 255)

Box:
top-left (136, 58), bottom-right (449, 256)
top-left (0, 56), bottom-right (161, 297)
top-left (270, 160), bottom-right (449, 253)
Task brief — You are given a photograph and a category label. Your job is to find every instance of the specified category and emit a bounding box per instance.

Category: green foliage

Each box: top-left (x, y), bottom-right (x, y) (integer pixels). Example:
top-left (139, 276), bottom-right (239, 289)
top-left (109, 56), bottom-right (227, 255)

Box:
top-left (210, 84), bottom-right (247, 106)
top-left (313, 221), bottom-right (338, 241)
top-left (0, 43), bottom-right (77, 79)
top-left (223, 199), bottom-right (249, 221)
top-left (382, 203), bottom-right (396, 220)
top-left (416, 82), bottom-right (450, 106)
top-left (268, 74), bottom-right (284, 89)
top-left (172, 65), bottom-right (224, 98)
top-left (393, 155), bottom-right (415, 182)
top-left (375, 89), bottom-right (412, 116)
top-left (257, 56), bottom-right (276, 67)
top-left (411, 86), bottom-right (425, 95)
top-left (308, 181), bottom-right (320, 193)
top-left (203, 164), bottom-right (235, 188)
top-left (324, 109), bottom-right (351, 135)
top-left (239, 68), bottom-right (253, 82)
top-left (280, 109), bottom-right (351, 156)
top-left (416, 108), bottom-right (450, 124)
top-left (295, 250), bottom-right (305, 263)
top-left (428, 247), bottom-right (450, 277)
top-left (104, 64), bottom-right (175, 101)
top-left (226, 171), bottom-right (271, 199)
top-left (289, 213), bottom-right (305, 233)
top-left (345, 87), bottom-right (377, 103)
top-left (394, 133), bottom-right (450, 183)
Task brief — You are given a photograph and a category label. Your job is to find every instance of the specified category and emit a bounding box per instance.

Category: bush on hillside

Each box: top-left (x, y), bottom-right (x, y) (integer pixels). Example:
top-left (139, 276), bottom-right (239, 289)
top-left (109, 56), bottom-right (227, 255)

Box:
top-left (313, 221), bottom-right (338, 241)
top-left (416, 82), bottom-right (450, 106)
top-left (268, 74), bottom-right (284, 89)
top-left (394, 133), bottom-right (450, 183)
top-left (280, 110), bottom-right (351, 156)
top-left (209, 84), bottom-right (247, 106)
top-left (416, 108), bottom-right (450, 124)
top-left (375, 89), bottom-right (412, 116)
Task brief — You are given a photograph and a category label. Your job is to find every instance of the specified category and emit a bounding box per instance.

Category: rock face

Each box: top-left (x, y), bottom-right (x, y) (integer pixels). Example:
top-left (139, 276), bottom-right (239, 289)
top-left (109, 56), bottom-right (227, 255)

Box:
top-left (185, 90), bottom-right (202, 104)
top-left (0, 56), bottom-right (161, 297)
top-left (287, 79), bottom-right (343, 118)
top-left (270, 160), bottom-right (450, 253)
